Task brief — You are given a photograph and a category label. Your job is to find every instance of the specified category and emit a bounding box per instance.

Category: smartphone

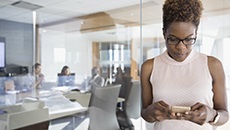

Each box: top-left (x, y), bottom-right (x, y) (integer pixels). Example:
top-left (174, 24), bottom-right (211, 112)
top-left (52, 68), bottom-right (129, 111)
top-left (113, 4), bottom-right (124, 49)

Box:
top-left (171, 106), bottom-right (191, 113)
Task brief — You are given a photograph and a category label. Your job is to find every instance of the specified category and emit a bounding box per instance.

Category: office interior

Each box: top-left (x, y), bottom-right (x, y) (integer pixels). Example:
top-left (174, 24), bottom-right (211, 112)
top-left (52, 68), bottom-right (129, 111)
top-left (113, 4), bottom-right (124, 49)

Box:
top-left (0, 0), bottom-right (230, 129)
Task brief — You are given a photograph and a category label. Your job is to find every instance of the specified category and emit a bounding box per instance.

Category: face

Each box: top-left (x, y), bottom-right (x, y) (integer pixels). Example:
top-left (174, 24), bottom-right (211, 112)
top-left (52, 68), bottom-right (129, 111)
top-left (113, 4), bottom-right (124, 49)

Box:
top-left (163, 22), bottom-right (197, 62)
top-left (64, 68), bottom-right (70, 75)
top-left (35, 65), bottom-right (41, 75)
top-left (92, 68), bottom-right (98, 76)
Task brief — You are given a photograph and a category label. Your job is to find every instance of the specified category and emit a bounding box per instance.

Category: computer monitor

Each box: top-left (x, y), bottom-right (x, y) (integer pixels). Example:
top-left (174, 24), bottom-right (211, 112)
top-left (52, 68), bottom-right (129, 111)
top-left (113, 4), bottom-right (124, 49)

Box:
top-left (57, 73), bottom-right (75, 86)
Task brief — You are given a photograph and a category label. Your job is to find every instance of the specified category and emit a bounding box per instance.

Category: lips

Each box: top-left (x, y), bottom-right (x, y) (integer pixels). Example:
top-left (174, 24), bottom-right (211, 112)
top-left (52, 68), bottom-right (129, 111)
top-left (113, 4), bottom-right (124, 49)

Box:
top-left (175, 53), bottom-right (184, 57)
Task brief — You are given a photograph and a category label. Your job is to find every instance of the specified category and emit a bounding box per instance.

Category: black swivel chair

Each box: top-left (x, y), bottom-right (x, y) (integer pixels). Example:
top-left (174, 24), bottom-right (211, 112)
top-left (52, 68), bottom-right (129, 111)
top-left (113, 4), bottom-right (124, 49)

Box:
top-left (116, 81), bottom-right (141, 130)
top-left (114, 76), bottom-right (132, 109)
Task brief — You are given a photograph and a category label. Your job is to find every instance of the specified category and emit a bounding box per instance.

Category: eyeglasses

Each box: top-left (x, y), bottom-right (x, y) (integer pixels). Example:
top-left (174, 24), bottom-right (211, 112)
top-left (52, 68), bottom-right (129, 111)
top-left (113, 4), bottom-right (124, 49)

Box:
top-left (166, 37), bottom-right (196, 46)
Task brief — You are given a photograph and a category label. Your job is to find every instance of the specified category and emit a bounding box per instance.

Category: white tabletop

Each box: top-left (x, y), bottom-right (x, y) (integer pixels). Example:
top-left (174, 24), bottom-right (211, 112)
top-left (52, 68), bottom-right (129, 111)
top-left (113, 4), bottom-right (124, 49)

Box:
top-left (49, 107), bottom-right (87, 120)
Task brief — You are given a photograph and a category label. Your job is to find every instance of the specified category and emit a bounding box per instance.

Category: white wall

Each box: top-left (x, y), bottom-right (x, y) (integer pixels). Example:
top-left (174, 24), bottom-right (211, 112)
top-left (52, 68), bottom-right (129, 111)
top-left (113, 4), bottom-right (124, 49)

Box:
top-left (41, 30), bottom-right (92, 82)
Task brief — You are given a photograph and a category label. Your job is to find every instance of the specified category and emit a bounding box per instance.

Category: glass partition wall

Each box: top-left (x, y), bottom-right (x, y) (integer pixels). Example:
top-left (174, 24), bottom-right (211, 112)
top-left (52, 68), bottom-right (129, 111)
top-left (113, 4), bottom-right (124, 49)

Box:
top-left (39, 14), bottom-right (142, 84)
top-left (1, 0), bottom-right (230, 129)
top-left (0, 14), bottom-right (34, 103)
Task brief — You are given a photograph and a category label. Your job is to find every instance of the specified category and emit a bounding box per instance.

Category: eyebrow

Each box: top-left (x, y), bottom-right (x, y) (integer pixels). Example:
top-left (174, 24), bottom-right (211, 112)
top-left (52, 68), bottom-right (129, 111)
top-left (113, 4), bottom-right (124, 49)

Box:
top-left (168, 34), bottom-right (195, 38)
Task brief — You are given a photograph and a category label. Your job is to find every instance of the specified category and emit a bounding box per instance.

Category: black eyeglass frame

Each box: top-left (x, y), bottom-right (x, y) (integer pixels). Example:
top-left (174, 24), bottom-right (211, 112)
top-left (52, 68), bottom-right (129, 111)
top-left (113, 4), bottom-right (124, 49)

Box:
top-left (166, 37), bottom-right (197, 46)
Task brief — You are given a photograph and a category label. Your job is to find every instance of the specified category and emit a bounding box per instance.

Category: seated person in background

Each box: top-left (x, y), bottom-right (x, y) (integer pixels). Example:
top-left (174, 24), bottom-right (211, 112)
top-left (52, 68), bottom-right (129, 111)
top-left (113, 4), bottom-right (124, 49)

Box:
top-left (57, 66), bottom-right (75, 86)
top-left (114, 66), bottom-right (125, 84)
top-left (82, 67), bottom-right (104, 91)
top-left (29, 63), bottom-right (45, 89)
top-left (61, 66), bottom-right (71, 76)
top-left (89, 67), bottom-right (105, 86)
top-left (113, 66), bottom-right (132, 98)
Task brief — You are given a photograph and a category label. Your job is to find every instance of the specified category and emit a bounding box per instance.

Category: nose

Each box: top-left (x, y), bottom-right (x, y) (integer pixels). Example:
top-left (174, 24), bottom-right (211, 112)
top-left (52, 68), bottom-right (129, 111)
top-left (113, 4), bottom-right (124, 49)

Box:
top-left (175, 41), bottom-right (187, 49)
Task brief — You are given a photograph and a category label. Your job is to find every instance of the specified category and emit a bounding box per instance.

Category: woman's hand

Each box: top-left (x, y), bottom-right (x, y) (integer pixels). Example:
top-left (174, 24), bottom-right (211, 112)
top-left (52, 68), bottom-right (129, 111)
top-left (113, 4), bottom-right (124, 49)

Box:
top-left (145, 100), bottom-right (174, 122)
top-left (184, 102), bottom-right (216, 125)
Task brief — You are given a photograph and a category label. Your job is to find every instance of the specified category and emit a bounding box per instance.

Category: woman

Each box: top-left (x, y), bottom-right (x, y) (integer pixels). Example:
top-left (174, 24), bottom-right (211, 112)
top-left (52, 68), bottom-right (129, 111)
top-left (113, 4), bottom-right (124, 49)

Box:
top-left (60, 65), bottom-right (71, 76)
top-left (140, 0), bottom-right (229, 129)
top-left (58, 66), bottom-right (75, 86)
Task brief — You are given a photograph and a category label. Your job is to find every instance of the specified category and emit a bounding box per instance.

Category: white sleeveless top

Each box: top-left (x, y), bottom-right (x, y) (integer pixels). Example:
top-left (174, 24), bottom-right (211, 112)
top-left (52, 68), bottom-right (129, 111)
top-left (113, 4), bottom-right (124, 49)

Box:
top-left (150, 50), bottom-right (213, 130)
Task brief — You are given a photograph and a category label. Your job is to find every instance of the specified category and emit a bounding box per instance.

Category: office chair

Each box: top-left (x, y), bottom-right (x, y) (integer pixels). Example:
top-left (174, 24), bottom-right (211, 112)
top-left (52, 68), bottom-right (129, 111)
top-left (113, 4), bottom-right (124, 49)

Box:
top-left (114, 76), bottom-right (132, 111)
top-left (116, 81), bottom-right (141, 130)
top-left (115, 76), bottom-right (132, 99)
top-left (88, 83), bottom-right (121, 130)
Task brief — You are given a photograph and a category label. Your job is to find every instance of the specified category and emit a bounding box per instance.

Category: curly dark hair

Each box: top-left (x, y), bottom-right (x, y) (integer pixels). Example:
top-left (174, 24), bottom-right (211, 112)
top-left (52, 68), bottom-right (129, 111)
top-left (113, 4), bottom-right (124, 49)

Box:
top-left (163, 0), bottom-right (204, 31)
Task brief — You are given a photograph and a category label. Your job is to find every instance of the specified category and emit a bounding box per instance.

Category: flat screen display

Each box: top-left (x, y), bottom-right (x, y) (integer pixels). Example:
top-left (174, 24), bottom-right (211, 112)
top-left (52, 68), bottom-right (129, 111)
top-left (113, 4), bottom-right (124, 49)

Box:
top-left (0, 40), bottom-right (5, 68)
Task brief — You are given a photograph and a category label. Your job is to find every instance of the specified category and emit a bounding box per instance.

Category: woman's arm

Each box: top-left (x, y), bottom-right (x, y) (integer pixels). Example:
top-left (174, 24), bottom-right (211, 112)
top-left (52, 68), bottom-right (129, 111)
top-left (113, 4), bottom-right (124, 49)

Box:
top-left (141, 59), bottom-right (155, 122)
top-left (185, 56), bottom-right (229, 125)
top-left (208, 56), bottom-right (229, 126)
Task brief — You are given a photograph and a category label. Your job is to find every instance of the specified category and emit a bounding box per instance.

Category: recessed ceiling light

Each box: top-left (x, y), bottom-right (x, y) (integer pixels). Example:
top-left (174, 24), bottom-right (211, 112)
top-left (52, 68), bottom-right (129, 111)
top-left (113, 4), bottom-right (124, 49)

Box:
top-left (11, 1), bottom-right (43, 10)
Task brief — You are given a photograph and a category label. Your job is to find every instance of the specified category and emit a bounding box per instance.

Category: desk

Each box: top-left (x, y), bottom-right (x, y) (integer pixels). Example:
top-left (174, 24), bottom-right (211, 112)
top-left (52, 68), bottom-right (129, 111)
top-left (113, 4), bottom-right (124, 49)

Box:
top-left (0, 104), bottom-right (87, 130)
top-left (0, 106), bottom-right (49, 130)
top-left (49, 106), bottom-right (87, 120)
top-left (63, 91), bottom-right (125, 107)
top-left (0, 86), bottom-right (124, 130)
top-left (0, 89), bottom-right (88, 130)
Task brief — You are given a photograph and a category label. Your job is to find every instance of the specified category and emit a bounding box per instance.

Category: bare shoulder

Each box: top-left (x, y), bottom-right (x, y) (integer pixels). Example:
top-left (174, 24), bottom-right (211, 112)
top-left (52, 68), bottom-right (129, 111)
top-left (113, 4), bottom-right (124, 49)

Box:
top-left (207, 56), bottom-right (225, 79)
top-left (207, 56), bottom-right (223, 69)
top-left (141, 58), bottom-right (154, 71)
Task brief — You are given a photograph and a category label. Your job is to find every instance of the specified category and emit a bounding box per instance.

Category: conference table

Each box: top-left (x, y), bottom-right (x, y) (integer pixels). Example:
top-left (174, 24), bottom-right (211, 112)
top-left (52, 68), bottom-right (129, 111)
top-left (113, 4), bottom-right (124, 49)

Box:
top-left (0, 85), bottom-right (124, 130)
top-left (0, 87), bottom-right (87, 130)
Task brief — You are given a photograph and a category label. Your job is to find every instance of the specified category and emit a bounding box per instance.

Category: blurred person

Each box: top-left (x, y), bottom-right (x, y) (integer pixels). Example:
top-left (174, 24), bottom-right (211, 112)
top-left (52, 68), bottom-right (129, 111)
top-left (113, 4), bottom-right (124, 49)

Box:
top-left (30, 63), bottom-right (44, 89)
top-left (82, 67), bottom-right (105, 91)
top-left (57, 65), bottom-right (75, 86)
top-left (89, 67), bottom-right (104, 86)
top-left (60, 65), bottom-right (71, 76)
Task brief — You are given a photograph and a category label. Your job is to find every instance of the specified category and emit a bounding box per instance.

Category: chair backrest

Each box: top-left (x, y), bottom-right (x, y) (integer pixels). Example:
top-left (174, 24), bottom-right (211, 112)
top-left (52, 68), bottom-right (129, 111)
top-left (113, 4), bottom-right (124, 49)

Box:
top-left (57, 73), bottom-right (75, 76)
top-left (88, 83), bottom-right (121, 130)
top-left (114, 76), bottom-right (132, 99)
top-left (124, 81), bottom-right (141, 119)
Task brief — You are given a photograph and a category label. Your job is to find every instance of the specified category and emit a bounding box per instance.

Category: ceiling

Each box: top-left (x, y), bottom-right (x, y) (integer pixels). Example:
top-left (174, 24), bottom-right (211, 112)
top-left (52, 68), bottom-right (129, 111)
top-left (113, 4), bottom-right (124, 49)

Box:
top-left (0, 0), bottom-right (155, 25)
top-left (1, 0), bottom-right (230, 40)
top-left (0, 0), bottom-right (229, 25)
